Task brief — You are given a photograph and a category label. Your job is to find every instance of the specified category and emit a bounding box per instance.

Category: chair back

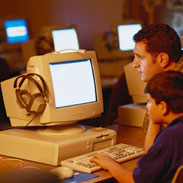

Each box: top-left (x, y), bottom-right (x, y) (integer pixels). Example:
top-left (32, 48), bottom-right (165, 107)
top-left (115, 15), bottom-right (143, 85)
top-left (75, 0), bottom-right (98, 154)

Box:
top-left (171, 165), bottom-right (183, 183)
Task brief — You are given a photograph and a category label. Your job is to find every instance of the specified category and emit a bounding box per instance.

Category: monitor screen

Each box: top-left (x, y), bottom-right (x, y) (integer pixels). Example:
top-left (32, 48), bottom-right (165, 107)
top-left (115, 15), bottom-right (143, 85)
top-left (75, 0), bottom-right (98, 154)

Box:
top-left (1, 50), bottom-right (103, 127)
top-left (52, 28), bottom-right (80, 51)
top-left (4, 19), bottom-right (29, 44)
top-left (50, 59), bottom-right (96, 108)
top-left (117, 24), bottom-right (142, 51)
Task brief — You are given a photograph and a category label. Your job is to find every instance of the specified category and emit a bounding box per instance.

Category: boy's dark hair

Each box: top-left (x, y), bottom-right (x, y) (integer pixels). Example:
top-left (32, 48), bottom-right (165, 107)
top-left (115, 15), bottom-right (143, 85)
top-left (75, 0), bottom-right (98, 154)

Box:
top-left (145, 71), bottom-right (183, 114)
top-left (133, 23), bottom-right (182, 62)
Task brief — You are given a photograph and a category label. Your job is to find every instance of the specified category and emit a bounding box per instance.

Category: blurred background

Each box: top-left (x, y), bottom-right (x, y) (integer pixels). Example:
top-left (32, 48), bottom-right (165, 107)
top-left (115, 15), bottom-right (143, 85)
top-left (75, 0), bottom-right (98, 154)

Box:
top-left (0, 0), bottom-right (183, 126)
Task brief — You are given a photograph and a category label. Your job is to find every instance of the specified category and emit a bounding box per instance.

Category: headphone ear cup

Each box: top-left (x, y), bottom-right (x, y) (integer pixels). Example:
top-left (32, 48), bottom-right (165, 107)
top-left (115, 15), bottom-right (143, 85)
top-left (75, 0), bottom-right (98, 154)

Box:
top-left (26, 93), bottom-right (46, 115)
top-left (15, 89), bottom-right (32, 108)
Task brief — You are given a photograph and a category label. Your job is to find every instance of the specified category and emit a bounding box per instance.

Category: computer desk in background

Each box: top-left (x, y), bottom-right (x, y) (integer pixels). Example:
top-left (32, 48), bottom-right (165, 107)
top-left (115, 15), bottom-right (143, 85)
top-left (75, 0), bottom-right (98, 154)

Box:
top-left (0, 124), bottom-right (146, 183)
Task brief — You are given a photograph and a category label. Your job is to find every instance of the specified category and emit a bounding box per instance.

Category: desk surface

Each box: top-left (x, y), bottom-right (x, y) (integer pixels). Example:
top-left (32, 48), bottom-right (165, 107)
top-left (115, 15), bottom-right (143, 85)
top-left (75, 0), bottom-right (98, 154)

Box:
top-left (0, 125), bottom-right (146, 183)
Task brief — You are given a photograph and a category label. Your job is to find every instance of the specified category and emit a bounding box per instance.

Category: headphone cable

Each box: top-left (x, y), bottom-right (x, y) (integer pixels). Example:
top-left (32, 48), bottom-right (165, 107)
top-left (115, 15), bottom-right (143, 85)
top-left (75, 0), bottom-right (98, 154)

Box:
top-left (25, 114), bottom-right (38, 127)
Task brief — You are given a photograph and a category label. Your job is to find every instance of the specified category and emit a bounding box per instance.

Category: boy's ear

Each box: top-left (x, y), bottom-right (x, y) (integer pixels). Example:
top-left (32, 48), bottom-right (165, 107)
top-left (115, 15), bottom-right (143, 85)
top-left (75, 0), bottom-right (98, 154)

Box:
top-left (157, 53), bottom-right (169, 68)
top-left (160, 101), bottom-right (169, 115)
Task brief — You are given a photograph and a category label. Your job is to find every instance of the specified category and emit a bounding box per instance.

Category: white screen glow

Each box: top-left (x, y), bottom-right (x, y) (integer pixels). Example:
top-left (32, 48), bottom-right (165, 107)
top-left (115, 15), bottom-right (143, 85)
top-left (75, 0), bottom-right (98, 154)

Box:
top-left (52, 28), bottom-right (79, 51)
top-left (118, 24), bottom-right (142, 51)
top-left (49, 59), bottom-right (96, 108)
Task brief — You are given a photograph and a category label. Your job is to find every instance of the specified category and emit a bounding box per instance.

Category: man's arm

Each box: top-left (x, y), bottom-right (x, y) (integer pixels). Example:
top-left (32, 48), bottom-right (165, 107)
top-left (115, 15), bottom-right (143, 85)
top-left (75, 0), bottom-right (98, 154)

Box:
top-left (91, 154), bottom-right (134, 183)
top-left (144, 120), bottom-right (161, 152)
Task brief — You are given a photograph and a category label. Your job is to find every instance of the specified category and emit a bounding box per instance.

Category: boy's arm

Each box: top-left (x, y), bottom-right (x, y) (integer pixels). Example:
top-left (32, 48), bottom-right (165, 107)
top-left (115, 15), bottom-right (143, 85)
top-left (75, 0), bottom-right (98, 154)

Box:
top-left (91, 154), bottom-right (134, 183)
top-left (144, 120), bottom-right (161, 152)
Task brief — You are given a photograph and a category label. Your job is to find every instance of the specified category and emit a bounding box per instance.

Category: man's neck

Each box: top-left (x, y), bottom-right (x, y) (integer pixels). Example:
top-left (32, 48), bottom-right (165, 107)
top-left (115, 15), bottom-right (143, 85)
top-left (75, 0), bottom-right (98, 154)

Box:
top-left (164, 62), bottom-right (177, 71)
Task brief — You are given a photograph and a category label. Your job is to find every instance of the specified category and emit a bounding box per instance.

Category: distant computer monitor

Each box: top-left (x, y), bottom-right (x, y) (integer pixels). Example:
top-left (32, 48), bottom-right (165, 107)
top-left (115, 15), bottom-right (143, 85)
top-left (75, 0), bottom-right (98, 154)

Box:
top-left (1, 50), bottom-right (103, 130)
top-left (52, 28), bottom-right (80, 51)
top-left (124, 63), bottom-right (147, 103)
top-left (117, 23), bottom-right (142, 51)
top-left (95, 20), bottom-right (142, 59)
top-left (180, 36), bottom-right (183, 50)
top-left (4, 19), bottom-right (29, 44)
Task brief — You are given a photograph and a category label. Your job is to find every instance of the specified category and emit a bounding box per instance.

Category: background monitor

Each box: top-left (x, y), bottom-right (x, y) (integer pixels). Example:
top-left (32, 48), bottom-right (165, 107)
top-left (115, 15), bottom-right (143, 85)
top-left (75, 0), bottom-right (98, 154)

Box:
top-left (35, 24), bottom-right (80, 55)
top-left (4, 19), bottom-right (29, 44)
top-left (124, 63), bottom-right (146, 104)
top-left (180, 36), bottom-right (183, 50)
top-left (117, 23), bottom-right (142, 51)
top-left (94, 20), bottom-right (142, 60)
top-left (1, 50), bottom-right (103, 128)
top-left (52, 28), bottom-right (80, 51)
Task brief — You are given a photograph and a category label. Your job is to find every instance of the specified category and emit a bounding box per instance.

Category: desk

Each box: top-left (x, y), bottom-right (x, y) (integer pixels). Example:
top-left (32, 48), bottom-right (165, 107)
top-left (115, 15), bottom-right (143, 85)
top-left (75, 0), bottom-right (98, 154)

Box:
top-left (0, 125), bottom-right (146, 182)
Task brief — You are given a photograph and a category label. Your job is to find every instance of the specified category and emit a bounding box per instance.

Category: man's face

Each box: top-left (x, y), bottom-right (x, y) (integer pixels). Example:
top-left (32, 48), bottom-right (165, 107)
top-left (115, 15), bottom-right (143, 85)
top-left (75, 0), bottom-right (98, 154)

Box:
top-left (132, 41), bottom-right (162, 82)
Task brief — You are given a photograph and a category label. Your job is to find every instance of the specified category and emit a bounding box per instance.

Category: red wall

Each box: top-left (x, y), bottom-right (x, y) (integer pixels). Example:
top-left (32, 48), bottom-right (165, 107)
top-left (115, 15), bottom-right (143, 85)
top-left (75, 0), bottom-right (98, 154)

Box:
top-left (0, 0), bottom-right (124, 49)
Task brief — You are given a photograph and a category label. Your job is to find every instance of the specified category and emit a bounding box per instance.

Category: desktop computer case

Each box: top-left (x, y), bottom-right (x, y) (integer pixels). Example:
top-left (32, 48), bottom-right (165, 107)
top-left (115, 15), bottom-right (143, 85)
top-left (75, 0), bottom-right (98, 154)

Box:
top-left (0, 127), bottom-right (116, 166)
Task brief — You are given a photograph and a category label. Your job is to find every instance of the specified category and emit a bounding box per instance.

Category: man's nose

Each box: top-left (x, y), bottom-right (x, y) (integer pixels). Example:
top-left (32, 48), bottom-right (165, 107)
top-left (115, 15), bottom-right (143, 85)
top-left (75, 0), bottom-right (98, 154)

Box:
top-left (132, 56), bottom-right (140, 68)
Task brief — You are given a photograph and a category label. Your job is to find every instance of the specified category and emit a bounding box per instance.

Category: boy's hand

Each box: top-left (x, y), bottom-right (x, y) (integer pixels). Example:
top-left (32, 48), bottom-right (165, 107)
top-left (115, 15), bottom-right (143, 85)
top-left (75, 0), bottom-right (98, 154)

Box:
top-left (91, 153), bottom-right (134, 183)
top-left (90, 153), bottom-right (118, 170)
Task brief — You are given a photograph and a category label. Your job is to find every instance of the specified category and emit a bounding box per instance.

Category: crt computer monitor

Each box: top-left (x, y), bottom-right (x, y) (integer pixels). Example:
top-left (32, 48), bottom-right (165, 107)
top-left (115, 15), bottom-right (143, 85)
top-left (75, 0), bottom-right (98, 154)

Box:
top-left (52, 28), bottom-right (80, 51)
top-left (4, 19), bottom-right (29, 44)
top-left (117, 23), bottom-right (142, 51)
top-left (180, 36), bottom-right (183, 50)
top-left (1, 50), bottom-right (103, 132)
top-left (124, 63), bottom-right (147, 104)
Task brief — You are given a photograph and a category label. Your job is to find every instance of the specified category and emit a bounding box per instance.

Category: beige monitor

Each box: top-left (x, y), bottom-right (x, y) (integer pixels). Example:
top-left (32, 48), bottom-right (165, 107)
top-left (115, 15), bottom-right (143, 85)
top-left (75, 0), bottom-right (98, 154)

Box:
top-left (1, 50), bottom-right (103, 129)
top-left (124, 63), bottom-right (147, 103)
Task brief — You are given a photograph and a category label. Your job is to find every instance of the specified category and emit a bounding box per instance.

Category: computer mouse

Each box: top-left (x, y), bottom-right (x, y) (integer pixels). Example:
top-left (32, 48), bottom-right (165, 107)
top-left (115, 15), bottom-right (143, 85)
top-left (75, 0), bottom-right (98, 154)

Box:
top-left (50, 166), bottom-right (74, 179)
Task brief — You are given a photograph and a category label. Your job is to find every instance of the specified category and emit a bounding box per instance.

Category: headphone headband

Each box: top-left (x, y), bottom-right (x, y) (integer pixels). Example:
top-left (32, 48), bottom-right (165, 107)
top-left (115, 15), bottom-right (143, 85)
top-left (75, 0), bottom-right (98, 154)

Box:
top-left (14, 73), bottom-right (49, 116)
top-left (14, 73), bottom-right (48, 100)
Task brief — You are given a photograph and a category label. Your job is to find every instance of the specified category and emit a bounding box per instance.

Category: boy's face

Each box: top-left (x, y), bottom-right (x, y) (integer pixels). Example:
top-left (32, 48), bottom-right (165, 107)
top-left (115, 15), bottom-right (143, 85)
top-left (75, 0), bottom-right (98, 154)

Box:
top-left (133, 41), bottom-right (162, 82)
top-left (146, 94), bottom-right (163, 124)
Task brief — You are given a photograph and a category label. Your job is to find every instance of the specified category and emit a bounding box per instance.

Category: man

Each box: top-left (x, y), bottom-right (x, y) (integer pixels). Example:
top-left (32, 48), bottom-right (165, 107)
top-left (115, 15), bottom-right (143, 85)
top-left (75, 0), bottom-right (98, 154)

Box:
top-left (133, 23), bottom-right (183, 82)
top-left (132, 23), bottom-right (183, 152)
top-left (91, 71), bottom-right (183, 182)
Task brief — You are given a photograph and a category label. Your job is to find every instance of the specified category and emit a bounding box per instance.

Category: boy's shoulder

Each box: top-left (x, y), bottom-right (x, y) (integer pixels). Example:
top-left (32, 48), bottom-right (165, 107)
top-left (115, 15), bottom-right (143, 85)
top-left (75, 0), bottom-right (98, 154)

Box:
top-left (158, 117), bottom-right (183, 140)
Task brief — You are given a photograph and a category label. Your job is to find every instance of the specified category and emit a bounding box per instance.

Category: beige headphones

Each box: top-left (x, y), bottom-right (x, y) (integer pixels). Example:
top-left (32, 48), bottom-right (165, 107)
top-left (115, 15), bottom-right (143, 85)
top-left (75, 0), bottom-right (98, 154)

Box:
top-left (14, 73), bottom-right (48, 116)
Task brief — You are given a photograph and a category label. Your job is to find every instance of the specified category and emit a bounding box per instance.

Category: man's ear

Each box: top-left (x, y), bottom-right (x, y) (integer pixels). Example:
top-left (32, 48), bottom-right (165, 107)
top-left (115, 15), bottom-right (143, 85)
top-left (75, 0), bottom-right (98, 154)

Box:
top-left (157, 53), bottom-right (169, 68)
top-left (160, 101), bottom-right (169, 115)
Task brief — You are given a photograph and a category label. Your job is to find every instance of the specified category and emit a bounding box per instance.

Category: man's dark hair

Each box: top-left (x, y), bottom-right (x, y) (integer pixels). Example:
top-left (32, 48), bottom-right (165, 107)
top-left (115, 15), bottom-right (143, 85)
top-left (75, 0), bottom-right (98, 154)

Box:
top-left (133, 23), bottom-right (182, 62)
top-left (145, 70), bottom-right (183, 114)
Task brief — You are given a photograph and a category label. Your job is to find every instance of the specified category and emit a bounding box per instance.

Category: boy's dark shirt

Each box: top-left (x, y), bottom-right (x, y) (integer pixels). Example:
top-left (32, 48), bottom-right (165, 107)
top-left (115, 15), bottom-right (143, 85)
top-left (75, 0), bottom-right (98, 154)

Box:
top-left (133, 116), bottom-right (183, 183)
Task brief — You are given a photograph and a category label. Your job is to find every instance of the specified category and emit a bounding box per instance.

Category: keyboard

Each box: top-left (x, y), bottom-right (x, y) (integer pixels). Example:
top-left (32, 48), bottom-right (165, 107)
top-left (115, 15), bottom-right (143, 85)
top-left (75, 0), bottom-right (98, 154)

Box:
top-left (61, 143), bottom-right (144, 173)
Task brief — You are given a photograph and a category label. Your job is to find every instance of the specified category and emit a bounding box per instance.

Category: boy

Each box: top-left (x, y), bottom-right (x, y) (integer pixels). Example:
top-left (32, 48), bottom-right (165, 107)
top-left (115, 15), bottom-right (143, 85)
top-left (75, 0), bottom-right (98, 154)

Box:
top-left (91, 71), bottom-right (183, 183)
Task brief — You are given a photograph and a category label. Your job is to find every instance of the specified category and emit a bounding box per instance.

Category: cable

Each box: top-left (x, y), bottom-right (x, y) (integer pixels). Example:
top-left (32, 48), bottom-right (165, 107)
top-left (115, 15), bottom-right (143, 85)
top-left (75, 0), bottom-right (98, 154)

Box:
top-left (0, 114), bottom-right (37, 130)
top-left (25, 114), bottom-right (37, 127)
